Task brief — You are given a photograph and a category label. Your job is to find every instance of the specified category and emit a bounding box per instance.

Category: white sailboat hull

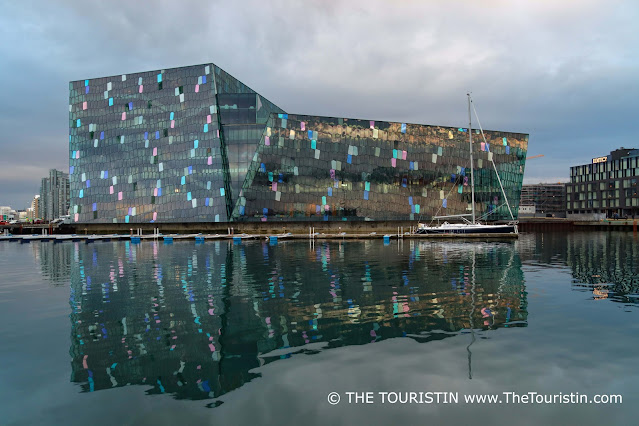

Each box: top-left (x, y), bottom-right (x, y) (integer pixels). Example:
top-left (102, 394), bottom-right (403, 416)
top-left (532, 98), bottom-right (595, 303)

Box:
top-left (416, 223), bottom-right (517, 235)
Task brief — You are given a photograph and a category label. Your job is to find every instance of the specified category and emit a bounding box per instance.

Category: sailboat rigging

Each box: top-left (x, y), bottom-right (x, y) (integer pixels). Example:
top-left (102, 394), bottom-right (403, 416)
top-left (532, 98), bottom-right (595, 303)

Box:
top-left (416, 94), bottom-right (518, 235)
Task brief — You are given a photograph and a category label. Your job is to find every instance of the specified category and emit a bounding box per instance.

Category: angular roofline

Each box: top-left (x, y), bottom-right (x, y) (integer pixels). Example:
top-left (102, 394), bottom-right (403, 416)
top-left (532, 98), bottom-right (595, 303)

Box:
top-left (70, 61), bottom-right (286, 115)
top-left (70, 63), bottom-right (527, 137)
top-left (279, 112), bottom-right (529, 138)
top-left (70, 62), bottom-right (215, 84)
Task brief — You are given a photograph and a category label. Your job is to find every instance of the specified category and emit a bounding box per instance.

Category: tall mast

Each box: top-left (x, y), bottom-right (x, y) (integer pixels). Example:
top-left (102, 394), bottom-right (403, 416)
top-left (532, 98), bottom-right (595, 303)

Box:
top-left (468, 93), bottom-right (476, 224)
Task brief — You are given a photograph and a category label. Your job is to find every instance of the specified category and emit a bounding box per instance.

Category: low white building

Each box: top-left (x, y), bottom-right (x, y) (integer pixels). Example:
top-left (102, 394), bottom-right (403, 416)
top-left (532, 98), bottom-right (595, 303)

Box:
top-left (518, 205), bottom-right (536, 216)
top-left (0, 206), bottom-right (17, 220)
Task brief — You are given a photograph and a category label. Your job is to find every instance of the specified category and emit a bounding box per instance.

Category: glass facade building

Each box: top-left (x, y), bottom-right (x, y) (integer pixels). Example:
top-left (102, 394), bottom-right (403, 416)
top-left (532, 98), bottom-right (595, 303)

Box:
top-left (70, 63), bottom-right (528, 223)
top-left (567, 148), bottom-right (639, 218)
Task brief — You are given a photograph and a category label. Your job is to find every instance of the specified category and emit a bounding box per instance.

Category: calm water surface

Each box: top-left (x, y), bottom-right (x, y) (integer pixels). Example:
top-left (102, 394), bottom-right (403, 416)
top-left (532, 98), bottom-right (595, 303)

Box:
top-left (0, 232), bottom-right (638, 425)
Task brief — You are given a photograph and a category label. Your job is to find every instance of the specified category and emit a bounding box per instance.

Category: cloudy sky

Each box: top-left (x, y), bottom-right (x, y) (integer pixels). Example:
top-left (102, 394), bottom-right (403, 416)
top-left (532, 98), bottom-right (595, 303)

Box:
top-left (1, 0), bottom-right (638, 209)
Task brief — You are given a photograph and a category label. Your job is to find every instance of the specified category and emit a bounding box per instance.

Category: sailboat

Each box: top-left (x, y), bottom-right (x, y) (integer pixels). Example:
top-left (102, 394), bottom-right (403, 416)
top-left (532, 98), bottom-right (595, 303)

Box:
top-left (417, 94), bottom-right (518, 235)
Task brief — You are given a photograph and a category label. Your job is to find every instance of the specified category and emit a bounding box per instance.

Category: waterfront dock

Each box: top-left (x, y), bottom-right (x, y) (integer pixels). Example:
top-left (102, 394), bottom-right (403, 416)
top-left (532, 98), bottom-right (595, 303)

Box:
top-left (517, 217), bottom-right (639, 232)
top-left (0, 231), bottom-right (518, 243)
top-left (4, 217), bottom-right (639, 244)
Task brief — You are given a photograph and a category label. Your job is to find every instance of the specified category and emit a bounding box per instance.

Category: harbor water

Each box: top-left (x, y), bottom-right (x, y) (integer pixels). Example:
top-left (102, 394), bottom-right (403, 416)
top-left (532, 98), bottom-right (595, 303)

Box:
top-left (0, 232), bottom-right (637, 425)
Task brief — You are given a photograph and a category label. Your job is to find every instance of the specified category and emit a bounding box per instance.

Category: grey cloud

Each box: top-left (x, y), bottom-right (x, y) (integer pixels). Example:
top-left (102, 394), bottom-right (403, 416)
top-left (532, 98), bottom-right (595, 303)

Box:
top-left (1, 0), bottom-right (638, 207)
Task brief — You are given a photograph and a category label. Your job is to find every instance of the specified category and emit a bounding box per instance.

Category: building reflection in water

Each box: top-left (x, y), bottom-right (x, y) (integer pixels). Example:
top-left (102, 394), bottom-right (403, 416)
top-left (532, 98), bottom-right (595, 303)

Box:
top-left (517, 232), bottom-right (639, 304)
top-left (58, 240), bottom-right (528, 400)
top-left (29, 241), bottom-right (73, 286)
top-left (565, 233), bottom-right (639, 304)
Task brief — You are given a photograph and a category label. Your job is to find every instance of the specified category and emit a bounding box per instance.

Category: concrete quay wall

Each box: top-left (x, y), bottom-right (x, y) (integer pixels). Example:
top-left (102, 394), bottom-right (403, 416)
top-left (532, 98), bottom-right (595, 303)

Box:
top-left (61, 220), bottom-right (422, 236)
top-left (6, 218), bottom-right (638, 235)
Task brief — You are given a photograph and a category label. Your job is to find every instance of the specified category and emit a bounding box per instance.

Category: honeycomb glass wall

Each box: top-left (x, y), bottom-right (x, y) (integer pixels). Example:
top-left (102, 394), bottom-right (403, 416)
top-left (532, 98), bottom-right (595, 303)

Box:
top-left (69, 63), bottom-right (528, 224)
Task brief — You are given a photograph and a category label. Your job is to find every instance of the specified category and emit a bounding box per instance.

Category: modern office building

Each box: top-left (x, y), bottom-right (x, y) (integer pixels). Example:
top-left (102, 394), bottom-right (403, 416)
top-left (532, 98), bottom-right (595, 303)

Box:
top-left (519, 183), bottom-right (566, 217)
top-left (567, 148), bottom-right (639, 218)
top-left (69, 63), bottom-right (528, 224)
top-left (40, 169), bottom-right (70, 220)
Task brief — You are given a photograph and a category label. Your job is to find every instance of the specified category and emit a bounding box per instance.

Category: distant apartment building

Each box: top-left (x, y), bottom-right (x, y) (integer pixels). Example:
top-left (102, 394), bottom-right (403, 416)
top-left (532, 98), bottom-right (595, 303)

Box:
top-left (27, 195), bottom-right (40, 220)
top-left (567, 148), bottom-right (639, 218)
top-left (39, 169), bottom-right (70, 220)
top-left (519, 183), bottom-right (566, 217)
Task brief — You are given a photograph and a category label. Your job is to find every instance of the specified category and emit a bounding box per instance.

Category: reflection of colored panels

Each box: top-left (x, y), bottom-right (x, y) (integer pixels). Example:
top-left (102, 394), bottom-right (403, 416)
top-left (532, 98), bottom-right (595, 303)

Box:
top-left (67, 240), bottom-right (527, 400)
